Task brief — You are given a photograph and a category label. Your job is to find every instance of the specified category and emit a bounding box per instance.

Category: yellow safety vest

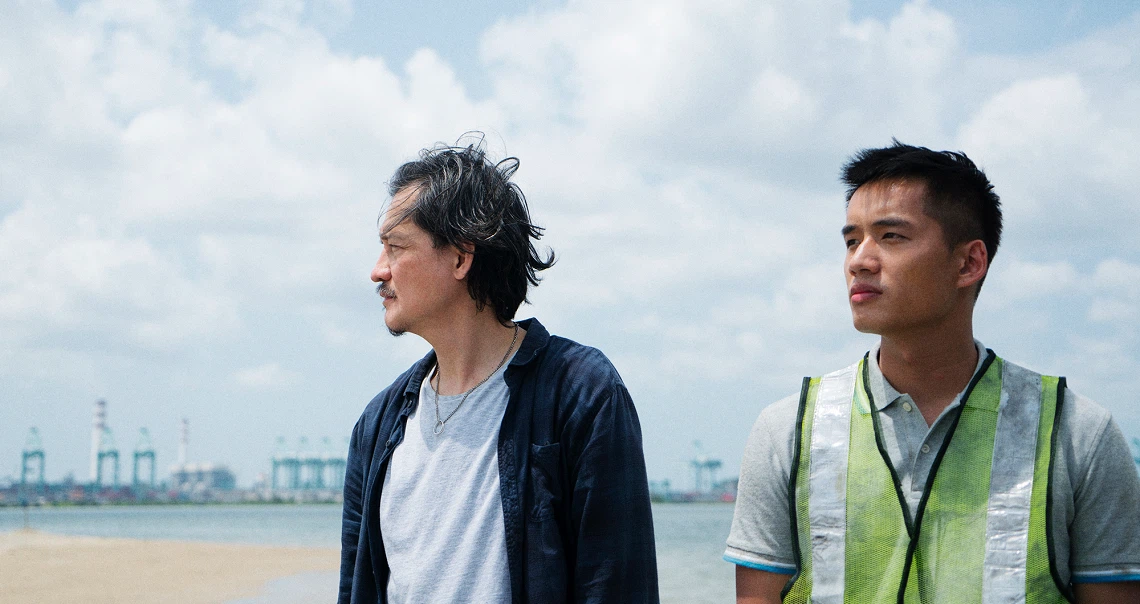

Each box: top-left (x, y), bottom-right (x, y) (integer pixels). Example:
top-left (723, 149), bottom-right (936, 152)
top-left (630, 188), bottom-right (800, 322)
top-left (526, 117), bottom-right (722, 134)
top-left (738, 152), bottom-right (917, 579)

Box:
top-left (783, 352), bottom-right (1071, 603)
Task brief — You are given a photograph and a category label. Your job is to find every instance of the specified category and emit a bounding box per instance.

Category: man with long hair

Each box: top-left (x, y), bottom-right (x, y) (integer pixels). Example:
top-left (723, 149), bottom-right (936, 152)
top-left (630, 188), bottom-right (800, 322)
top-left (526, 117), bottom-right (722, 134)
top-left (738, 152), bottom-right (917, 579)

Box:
top-left (339, 139), bottom-right (659, 603)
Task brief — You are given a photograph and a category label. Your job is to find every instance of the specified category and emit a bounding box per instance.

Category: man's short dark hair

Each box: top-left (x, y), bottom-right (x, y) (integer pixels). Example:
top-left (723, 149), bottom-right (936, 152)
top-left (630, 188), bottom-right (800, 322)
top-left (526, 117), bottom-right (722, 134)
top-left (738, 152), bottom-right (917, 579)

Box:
top-left (841, 140), bottom-right (1003, 293)
top-left (385, 138), bottom-right (556, 325)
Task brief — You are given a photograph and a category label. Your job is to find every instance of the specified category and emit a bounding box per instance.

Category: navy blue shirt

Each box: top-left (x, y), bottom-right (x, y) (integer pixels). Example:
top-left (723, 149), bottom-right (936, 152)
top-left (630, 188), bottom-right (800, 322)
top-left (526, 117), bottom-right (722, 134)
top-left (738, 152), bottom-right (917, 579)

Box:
top-left (338, 318), bottom-right (659, 603)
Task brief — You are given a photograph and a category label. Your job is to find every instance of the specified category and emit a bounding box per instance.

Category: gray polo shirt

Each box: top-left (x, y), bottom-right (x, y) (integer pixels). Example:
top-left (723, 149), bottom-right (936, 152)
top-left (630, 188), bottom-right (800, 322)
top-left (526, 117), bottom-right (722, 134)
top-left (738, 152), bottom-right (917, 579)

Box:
top-left (724, 342), bottom-right (1140, 585)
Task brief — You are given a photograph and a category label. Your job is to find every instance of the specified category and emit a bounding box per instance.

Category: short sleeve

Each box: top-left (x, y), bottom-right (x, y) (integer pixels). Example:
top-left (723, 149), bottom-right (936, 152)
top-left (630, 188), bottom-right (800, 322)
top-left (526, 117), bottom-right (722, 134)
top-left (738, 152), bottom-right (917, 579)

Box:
top-left (724, 393), bottom-right (801, 574)
top-left (1067, 404), bottom-right (1140, 583)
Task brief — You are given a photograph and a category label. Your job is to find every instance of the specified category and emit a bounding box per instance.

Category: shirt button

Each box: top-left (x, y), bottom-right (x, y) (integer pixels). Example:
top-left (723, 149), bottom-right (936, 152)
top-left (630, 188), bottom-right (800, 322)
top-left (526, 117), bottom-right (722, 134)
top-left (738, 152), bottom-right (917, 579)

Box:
top-left (902, 402), bottom-right (913, 412)
top-left (921, 444), bottom-right (931, 454)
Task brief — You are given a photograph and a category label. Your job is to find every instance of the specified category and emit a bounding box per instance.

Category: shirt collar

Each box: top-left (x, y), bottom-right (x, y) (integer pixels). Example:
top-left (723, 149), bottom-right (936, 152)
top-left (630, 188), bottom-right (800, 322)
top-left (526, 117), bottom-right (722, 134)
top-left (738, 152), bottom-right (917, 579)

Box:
top-left (866, 339), bottom-right (988, 411)
top-left (508, 317), bottom-right (549, 368)
top-left (402, 317), bottom-right (550, 401)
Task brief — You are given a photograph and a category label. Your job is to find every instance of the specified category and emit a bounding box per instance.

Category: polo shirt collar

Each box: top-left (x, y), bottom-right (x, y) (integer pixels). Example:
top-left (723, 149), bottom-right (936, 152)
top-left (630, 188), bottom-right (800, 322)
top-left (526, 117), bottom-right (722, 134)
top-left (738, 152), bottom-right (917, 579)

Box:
top-left (867, 339), bottom-right (988, 412)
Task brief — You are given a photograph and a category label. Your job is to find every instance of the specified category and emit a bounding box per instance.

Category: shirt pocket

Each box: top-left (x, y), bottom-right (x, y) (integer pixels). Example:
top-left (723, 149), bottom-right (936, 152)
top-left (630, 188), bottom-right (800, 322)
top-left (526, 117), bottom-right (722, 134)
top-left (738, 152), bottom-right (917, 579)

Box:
top-left (529, 442), bottom-right (563, 522)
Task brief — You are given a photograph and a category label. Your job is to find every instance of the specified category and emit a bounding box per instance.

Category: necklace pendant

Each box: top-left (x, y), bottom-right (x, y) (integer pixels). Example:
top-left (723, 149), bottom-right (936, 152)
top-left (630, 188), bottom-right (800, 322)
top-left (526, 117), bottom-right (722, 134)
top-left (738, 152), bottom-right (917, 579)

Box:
top-left (433, 419), bottom-right (445, 435)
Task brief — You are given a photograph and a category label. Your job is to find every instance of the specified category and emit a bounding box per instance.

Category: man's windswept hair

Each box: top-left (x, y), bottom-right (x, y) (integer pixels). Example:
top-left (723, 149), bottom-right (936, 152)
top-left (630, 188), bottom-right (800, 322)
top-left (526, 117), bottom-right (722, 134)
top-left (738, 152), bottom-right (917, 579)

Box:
top-left (384, 136), bottom-right (556, 325)
top-left (841, 140), bottom-right (1003, 293)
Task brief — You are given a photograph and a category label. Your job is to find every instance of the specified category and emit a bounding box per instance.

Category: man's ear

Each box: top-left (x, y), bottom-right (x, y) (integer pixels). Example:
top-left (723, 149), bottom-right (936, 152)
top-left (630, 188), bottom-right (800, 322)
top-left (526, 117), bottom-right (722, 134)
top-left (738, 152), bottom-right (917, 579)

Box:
top-left (956, 240), bottom-right (988, 290)
top-left (452, 243), bottom-right (475, 280)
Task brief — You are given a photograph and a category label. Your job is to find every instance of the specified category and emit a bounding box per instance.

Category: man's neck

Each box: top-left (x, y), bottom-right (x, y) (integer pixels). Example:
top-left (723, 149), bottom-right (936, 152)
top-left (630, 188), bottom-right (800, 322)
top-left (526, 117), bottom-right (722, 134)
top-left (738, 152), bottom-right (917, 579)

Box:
top-left (878, 324), bottom-right (978, 425)
top-left (423, 311), bottom-right (523, 396)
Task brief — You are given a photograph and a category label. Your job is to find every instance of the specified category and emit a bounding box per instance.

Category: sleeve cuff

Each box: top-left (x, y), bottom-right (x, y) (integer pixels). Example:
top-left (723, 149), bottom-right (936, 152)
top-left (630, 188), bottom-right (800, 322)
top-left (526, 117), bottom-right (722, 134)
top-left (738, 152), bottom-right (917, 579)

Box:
top-left (723, 548), bottom-right (796, 574)
top-left (1071, 568), bottom-right (1140, 583)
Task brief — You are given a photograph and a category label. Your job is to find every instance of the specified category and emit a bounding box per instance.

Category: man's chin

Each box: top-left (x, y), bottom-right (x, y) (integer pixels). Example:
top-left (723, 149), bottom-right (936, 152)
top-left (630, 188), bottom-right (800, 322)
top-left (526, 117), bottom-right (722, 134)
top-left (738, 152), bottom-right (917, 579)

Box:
top-left (384, 317), bottom-right (407, 337)
top-left (851, 316), bottom-right (883, 335)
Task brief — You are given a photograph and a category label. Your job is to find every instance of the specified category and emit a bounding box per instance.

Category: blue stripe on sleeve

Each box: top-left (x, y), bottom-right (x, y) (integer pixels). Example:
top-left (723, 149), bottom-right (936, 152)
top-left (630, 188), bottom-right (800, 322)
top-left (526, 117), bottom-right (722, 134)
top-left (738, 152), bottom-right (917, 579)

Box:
top-left (1071, 573), bottom-right (1140, 584)
top-left (723, 554), bottom-right (797, 575)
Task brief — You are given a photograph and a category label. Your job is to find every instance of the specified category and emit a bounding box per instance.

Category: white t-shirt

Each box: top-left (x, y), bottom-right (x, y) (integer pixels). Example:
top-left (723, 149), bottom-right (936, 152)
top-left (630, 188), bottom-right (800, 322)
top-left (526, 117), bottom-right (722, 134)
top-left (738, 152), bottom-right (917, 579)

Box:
top-left (380, 359), bottom-right (514, 603)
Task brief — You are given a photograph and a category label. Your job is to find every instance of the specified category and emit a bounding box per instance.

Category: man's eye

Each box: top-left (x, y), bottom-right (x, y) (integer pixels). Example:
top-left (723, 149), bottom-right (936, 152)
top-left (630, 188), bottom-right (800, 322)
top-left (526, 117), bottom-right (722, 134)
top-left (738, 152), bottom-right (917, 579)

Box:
top-left (845, 238), bottom-right (858, 248)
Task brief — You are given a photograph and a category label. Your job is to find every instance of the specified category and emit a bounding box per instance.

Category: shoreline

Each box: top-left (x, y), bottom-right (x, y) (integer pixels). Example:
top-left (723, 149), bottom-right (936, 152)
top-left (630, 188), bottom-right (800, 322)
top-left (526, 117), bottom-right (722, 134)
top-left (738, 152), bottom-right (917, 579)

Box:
top-left (0, 529), bottom-right (339, 604)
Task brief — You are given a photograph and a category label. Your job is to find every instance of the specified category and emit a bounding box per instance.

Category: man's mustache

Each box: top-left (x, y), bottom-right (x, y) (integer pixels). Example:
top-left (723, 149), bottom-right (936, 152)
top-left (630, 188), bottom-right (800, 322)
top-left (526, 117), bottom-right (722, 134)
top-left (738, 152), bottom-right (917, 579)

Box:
top-left (376, 283), bottom-right (396, 298)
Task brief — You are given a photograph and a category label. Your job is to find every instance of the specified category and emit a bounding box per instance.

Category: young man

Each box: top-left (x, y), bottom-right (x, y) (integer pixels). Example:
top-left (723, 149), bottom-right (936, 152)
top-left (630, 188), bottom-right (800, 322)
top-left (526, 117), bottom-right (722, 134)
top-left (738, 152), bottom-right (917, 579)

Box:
top-left (338, 142), bottom-right (659, 604)
top-left (726, 142), bottom-right (1140, 603)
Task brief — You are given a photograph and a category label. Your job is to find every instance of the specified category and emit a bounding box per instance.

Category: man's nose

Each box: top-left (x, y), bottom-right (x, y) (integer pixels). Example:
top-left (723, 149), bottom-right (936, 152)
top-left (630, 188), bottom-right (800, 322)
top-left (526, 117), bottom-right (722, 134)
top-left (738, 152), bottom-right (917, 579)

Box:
top-left (847, 240), bottom-right (879, 274)
top-left (371, 252), bottom-right (390, 283)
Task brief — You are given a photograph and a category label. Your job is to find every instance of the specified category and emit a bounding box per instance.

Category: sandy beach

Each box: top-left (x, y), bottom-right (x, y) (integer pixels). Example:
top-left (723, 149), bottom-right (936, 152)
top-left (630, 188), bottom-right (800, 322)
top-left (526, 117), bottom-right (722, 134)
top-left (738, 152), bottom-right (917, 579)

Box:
top-left (0, 529), bottom-right (340, 604)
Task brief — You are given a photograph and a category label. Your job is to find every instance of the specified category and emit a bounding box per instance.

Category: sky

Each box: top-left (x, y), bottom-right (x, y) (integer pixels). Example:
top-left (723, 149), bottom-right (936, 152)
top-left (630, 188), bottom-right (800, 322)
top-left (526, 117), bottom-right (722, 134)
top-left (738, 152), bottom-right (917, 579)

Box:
top-left (2, 0), bottom-right (1139, 488)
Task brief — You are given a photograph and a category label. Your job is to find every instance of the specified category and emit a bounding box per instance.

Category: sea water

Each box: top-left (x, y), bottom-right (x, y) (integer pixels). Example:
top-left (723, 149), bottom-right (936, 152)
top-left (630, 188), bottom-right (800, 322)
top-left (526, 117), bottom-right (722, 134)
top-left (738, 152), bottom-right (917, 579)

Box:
top-left (0, 502), bottom-right (735, 603)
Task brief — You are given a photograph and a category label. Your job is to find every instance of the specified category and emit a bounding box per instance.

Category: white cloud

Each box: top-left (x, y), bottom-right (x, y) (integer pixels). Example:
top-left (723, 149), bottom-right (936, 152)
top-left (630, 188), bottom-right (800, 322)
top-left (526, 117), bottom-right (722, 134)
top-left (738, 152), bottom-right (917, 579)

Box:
top-left (2, 0), bottom-right (1139, 485)
top-left (1088, 258), bottom-right (1140, 324)
top-left (233, 362), bottom-right (302, 388)
top-left (884, 0), bottom-right (957, 76)
top-left (1093, 258), bottom-right (1140, 292)
top-left (0, 205), bottom-right (239, 352)
top-left (984, 257), bottom-right (1079, 305)
top-left (958, 74), bottom-right (1095, 164)
top-left (740, 68), bottom-right (818, 137)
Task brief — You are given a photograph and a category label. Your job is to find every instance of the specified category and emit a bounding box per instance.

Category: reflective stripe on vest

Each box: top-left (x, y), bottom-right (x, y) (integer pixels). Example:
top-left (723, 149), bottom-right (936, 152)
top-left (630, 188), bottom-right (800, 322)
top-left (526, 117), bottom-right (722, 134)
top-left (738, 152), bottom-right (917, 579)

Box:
top-left (806, 363), bottom-right (859, 604)
top-left (783, 353), bottom-right (1070, 604)
top-left (984, 362), bottom-right (1041, 603)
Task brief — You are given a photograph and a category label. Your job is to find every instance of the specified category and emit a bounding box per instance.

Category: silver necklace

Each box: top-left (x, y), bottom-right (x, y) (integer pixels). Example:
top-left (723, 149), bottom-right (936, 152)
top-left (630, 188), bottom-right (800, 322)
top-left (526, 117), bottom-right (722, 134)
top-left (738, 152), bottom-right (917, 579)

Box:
top-left (432, 323), bottom-right (519, 436)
